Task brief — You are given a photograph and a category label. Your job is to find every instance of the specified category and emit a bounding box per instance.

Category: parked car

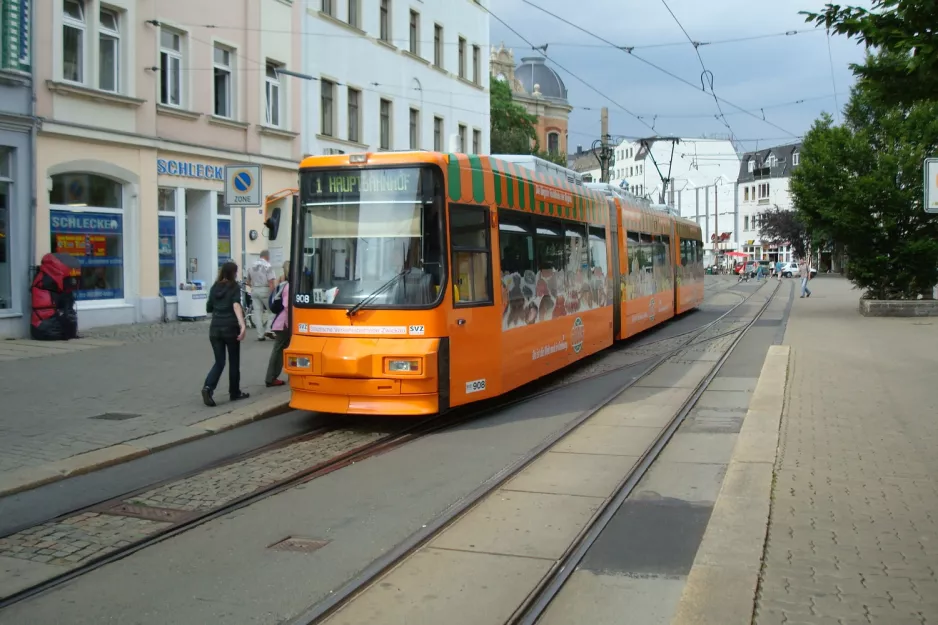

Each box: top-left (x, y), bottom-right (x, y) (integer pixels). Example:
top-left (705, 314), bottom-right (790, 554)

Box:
top-left (778, 262), bottom-right (818, 278)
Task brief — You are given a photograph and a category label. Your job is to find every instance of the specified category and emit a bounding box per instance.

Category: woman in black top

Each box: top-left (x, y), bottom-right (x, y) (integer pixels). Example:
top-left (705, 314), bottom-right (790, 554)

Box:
top-left (201, 261), bottom-right (250, 406)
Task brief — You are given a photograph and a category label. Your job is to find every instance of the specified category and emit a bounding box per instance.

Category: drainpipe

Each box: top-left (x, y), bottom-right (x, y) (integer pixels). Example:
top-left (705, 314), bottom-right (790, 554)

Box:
top-left (26, 0), bottom-right (38, 336)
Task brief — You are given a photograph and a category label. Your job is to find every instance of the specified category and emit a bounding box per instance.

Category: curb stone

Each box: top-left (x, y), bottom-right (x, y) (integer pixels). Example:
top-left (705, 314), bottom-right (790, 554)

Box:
top-left (0, 395), bottom-right (292, 499)
top-left (669, 344), bottom-right (790, 625)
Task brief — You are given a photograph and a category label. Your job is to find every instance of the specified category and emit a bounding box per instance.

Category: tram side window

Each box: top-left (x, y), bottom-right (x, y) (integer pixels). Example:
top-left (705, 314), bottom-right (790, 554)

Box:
top-left (655, 235), bottom-right (671, 268)
top-left (534, 218), bottom-right (564, 286)
top-left (625, 231), bottom-right (641, 274)
top-left (564, 222), bottom-right (588, 282)
top-left (450, 205), bottom-right (492, 305)
top-left (498, 210), bottom-right (534, 277)
top-left (639, 233), bottom-right (654, 273)
top-left (587, 226), bottom-right (608, 277)
top-left (680, 239), bottom-right (691, 266)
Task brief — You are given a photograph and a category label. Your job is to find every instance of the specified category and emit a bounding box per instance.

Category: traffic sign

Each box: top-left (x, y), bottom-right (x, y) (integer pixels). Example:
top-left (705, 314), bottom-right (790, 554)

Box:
top-left (925, 158), bottom-right (938, 214)
top-left (224, 164), bottom-right (262, 207)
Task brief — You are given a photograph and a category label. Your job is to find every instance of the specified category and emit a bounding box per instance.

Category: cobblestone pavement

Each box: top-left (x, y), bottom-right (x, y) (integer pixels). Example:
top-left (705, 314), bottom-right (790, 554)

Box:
top-left (0, 513), bottom-right (170, 568)
top-left (127, 427), bottom-right (389, 511)
top-left (754, 277), bottom-right (938, 625)
top-left (0, 426), bottom-right (390, 573)
top-left (0, 320), bottom-right (289, 476)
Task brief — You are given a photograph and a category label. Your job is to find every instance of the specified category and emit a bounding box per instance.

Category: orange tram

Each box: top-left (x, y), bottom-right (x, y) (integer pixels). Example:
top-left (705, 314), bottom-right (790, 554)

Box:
top-left (283, 151), bottom-right (705, 416)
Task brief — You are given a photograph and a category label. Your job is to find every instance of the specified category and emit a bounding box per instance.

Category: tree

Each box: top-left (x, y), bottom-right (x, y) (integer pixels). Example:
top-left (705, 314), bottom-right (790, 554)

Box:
top-left (790, 89), bottom-right (938, 299)
top-left (801, 1), bottom-right (938, 106)
top-left (490, 77), bottom-right (537, 154)
top-left (534, 149), bottom-right (569, 167)
top-left (758, 206), bottom-right (811, 260)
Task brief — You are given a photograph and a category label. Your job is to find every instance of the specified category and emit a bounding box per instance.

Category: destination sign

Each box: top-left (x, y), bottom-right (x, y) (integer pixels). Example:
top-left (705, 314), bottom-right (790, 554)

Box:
top-left (307, 168), bottom-right (420, 197)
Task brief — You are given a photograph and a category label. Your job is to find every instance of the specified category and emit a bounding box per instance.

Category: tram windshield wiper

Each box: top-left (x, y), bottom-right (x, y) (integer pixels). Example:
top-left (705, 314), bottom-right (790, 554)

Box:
top-left (346, 269), bottom-right (408, 318)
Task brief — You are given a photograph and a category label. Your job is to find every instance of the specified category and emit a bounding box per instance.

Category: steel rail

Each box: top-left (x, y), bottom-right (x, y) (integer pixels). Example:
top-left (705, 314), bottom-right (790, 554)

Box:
top-left (0, 279), bottom-right (765, 612)
top-left (287, 280), bottom-right (776, 625)
top-left (510, 280), bottom-right (781, 625)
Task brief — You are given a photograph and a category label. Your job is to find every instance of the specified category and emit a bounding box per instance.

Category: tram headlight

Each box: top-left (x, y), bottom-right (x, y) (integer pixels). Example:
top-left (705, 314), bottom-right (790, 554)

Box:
top-left (288, 355), bottom-right (311, 368)
top-left (385, 359), bottom-right (421, 373)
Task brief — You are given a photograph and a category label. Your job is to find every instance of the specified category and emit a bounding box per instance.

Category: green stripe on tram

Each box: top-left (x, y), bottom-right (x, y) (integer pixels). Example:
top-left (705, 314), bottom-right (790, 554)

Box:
top-left (492, 160), bottom-right (503, 206)
top-left (467, 155), bottom-right (486, 204)
top-left (516, 175), bottom-right (526, 210)
top-left (447, 154), bottom-right (461, 202)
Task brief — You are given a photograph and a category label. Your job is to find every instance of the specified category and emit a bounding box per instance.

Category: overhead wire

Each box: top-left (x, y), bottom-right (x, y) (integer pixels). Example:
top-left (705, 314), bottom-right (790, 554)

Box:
top-left (468, 5), bottom-right (660, 136)
top-left (825, 29), bottom-right (842, 124)
top-left (658, 0), bottom-right (739, 146)
top-left (519, 0), bottom-right (800, 139)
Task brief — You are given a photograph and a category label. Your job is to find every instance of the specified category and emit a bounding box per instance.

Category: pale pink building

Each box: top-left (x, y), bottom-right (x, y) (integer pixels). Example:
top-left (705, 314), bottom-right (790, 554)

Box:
top-left (36, 0), bottom-right (303, 328)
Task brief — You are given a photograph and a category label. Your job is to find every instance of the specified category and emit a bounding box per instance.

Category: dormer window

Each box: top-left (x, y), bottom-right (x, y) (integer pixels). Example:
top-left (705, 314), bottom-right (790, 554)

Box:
top-left (792, 152), bottom-right (800, 166)
top-left (747, 159), bottom-right (754, 173)
top-left (766, 154), bottom-right (778, 168)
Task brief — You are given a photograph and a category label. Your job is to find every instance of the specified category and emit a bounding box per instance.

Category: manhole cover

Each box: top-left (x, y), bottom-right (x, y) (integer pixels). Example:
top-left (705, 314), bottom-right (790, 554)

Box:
top-left (97, 502), bottom-right (194, 523)
top-left (90, 412), bottom-right (141, 421)
top-left (268, 537), bottom-right (331, 553)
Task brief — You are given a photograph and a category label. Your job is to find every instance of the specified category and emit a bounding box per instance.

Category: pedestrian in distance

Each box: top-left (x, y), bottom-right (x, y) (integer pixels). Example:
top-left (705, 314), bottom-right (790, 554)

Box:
top-left (247, 250), bottom-right (277, 341)
top-left (265, 260), bottom-right (291, 388)
top-left (800, 260), bottom-right (812, 298)
top-left (201, 261), bottom-right (250, 407)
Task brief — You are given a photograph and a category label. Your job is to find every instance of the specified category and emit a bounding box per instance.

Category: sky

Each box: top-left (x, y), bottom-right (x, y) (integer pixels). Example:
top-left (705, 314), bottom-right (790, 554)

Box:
top-left (489, 0), bottom-right (873, 157)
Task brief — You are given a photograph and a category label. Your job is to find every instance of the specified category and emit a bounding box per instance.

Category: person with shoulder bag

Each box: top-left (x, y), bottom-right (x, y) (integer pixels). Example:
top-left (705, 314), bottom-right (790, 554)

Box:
top-left (265, 260), bottom-right (291, 387)
top-left (202, 261), bottom-right (250, 406)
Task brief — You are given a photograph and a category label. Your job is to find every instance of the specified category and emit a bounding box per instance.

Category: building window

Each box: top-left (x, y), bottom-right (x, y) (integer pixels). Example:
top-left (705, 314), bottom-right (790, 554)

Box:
top-left (792, 152), bottom-right (800, 166)
top-left (409, 10), bottom-right (419, 55)
top-left (547, 132), bottom-right (559, 155)
top-left (0, 150), bottom-right (10, 310)
top-left (63, 0), bottom-right (86, 83)
top-left (472, 129), bottom-right (481, 154)
top-left (265, 63), bottom-right (282, 127)
top-left (49, 174), bottom-right (124, 301)
top-left (766, 154), bottom-right (777, 168)
top-left (158, 189), bottom-right (177, 297)
top-left (379, 99), bottom-right (391, 150)
top-left (434, 24), bottom-right (443, 67)
top-left (347, 88), bottom-right (361, 143)
top-left (379, 0), bottom-right (390, 42)
top-left (472, 45), bottom-right (480, 85)
top-left (409, 108), bottom-right (419, 150)
top-left (458, 124), bottom-right (467, 152)
top-left (458, 37), bottom-right (466, 78)
top-left (320, 79), bottom-right (335, 136)
top-left (348, 0), bottom-right (360, 28)
top-left (744, 187), bottom-right (749, 202)
top-left (747, 159), bottom-right (754, 173)
top-left (98, 8), bottom-right (120, 92)
top-left (322, 0), bottom-right (333, 16)
top-left (159, 28), bottom-right (183, 106)
top-left (433, 116), bottom-right (443, 151)
top-left (213, 44), bottom-right (233, 118)
top-left (744, 215), bottom-right (750, 231)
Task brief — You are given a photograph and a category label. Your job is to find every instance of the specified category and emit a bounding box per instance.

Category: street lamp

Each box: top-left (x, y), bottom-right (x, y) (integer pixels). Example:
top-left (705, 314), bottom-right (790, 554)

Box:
top-left (591, 134), bottom-right (615, 183)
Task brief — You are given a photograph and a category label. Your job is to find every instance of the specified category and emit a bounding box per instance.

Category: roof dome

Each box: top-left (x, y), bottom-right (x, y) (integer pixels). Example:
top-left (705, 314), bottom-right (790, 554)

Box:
top-left (515, 56), bottom-right (568, 101)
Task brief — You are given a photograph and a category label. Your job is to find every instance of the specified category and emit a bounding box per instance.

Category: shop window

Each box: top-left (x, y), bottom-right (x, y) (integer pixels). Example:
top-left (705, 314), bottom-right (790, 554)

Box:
top-left (450, 205), bottom-right (491, 305)
top-left (158, 188), bottom-right (176, 297)
top-left (0, 150), bottom-right (10, 310)
top-left (50, 173), bottom-right (122, 208)
top-left (217, 219), bottom-right (231, 268)
top-left (50, 209), bottom-right (124, 301)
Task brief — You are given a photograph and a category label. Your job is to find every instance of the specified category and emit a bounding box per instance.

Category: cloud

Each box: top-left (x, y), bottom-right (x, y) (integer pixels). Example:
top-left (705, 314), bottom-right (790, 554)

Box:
top-left (490, 0), bottom-right (871, 151)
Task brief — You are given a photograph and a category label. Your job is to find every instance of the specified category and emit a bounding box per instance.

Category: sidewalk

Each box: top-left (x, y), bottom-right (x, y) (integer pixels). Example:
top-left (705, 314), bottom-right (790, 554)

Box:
top-left (0, 319), bottom-right (290, 496)
top-left (673, 276), bottom-right (938, 624)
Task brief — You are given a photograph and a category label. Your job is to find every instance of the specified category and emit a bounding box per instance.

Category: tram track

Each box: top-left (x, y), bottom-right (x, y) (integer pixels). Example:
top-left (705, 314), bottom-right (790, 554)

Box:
top-left (287, 279), bottom-right (781, 625)
top-left (0, 278), bottom-right (769, 612)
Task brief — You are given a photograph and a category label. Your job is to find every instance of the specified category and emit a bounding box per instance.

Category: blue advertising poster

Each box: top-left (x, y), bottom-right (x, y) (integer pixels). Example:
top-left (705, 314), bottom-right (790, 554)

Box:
top-left (158, 215), bottom-right (177, 297)
top-left (51, 210), bottom-right (124, 300)
top-left (217, 219), bottom-right (231, 267)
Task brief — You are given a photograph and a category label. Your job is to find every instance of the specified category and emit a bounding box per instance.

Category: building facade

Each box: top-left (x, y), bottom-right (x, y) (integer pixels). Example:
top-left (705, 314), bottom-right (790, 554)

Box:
top-left (35, 0), bottom-right (303, 332)
top-left (736, 143), bottom-right (802, 264)
top-left (490, 44), bottom-right (570, 158)
top-left (0, 0), bottom-right (34, 339)
top-left (303, 0), bottom-right (490, 158)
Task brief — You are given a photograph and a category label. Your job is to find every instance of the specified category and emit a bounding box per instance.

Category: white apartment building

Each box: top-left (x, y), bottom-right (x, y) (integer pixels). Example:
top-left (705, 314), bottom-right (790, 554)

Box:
top-left (36, 0), bottom-right (304, 332)
top-left (736, 143), bottom-right (802, 264)
top-left (303, 0), bottom-right (490, 158)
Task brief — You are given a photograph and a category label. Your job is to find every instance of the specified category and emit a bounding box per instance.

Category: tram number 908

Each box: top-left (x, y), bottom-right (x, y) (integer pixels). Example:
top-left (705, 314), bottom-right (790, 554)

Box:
top-left (465, 379), bottom-right (486, 394)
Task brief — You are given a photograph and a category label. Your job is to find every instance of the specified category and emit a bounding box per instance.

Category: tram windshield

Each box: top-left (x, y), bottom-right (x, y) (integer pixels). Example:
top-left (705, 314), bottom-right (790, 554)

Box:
top-left (295, 165), bottom-right (445, 310)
